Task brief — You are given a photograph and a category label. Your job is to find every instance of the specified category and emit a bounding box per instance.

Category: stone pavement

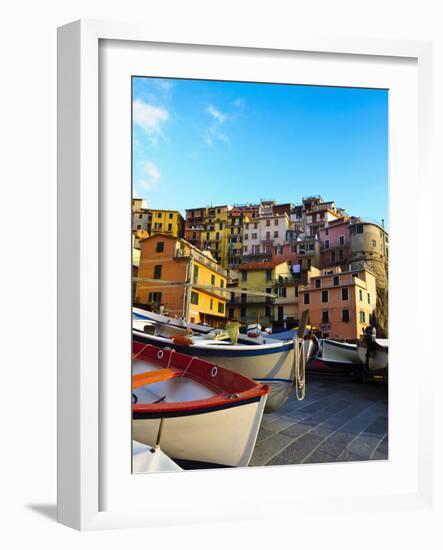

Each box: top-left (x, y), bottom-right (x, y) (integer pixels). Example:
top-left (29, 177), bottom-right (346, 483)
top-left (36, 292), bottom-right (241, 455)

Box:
top-left (249, 374), bottom-right (388, 467)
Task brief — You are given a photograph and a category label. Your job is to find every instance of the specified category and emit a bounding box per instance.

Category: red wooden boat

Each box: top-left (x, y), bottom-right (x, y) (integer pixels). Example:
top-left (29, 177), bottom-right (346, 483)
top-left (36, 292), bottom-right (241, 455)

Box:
top-left (132, 341), bottom-right (269, 468)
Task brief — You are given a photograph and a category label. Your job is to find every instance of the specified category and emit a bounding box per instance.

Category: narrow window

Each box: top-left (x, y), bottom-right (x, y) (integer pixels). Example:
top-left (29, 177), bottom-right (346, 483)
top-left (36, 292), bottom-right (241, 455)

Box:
top-left (315, 279), bottom-right (321, 289)
top-left (333, 276), bottom-right (339, 286)
top-left (304, 293), bottom-right (310, 305)
top-left (156, 241), bottom-right (164, 252)
top-left (193, 265), bottom-right (199, 284)
top-left (211, 274), bottom-right (215, 286)
top-left (342, 287), bottom-right (349, 300)
top-left (190, 291), bottom-right (199, 305)
top-left (218, 302), bottom-right (225, 314)
top-left (153, 265), bottom-right (162, 279)
top-left (342, 309), bottom-right (350, 322)
top-left (322, 311), bottom-right (329, 323)
top-left (321, 290), bottom-right (329, 303)
top-left (359, 289), bottom-right (363, 301)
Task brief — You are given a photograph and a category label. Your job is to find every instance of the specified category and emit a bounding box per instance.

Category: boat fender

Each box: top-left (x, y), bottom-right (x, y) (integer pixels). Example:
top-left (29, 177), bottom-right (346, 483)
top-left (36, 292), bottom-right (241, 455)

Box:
top-left (210, 366), bottom-right (218, 378)
top-left (228, 393), bottom-right (240, 399)
top-left (157, 349), bottom-right (164, 360)
top-left (170, 335), bottom-right (193, 346)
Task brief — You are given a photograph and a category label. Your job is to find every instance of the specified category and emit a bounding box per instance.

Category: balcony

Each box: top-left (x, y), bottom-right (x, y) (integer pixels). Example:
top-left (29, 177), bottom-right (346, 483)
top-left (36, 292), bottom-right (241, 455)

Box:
top-left (174, 249), bottom-right (227, 277)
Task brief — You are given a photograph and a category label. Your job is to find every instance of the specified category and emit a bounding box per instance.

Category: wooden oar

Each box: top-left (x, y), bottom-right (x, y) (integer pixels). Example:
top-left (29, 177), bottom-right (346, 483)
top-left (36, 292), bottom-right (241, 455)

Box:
top-left (132, 369), bottom-right (180, 389)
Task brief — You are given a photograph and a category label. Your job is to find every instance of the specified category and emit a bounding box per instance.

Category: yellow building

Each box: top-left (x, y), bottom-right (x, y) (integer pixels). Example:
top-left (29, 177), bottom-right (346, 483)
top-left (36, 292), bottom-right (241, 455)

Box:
top-left (185, 205), bottom-right (231, 268)
top-left (135, 235), bottom-right (228, 326)
top-left (227, 261), bottom-right (290, 328)
top-left (147, 209), bottom-right (184, 239)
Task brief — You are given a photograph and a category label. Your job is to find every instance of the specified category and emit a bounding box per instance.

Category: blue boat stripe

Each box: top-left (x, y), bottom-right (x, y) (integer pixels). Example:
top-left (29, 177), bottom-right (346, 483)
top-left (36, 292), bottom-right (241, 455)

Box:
top-left (253, 377), bottom-right (293, 384)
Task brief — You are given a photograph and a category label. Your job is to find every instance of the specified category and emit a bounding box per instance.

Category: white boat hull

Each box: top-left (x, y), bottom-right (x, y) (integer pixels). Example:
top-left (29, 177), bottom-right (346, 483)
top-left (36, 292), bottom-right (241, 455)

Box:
top-left (133, 398), bottom-right (267, 467)
top-left (321, 339), bottom-right (362, 365)
top-left (132, 441), bottom-right (183, 473)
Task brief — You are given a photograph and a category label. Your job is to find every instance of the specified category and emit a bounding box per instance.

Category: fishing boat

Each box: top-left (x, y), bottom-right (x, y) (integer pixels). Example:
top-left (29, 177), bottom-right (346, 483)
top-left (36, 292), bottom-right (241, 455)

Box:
top-left (132, 341), bottom-right (269, 468)
top-left (133, 308), bottom-right (310, 412)
top-left (357, 338), bottom-right (389, 372)
top-left (133, 307), bottom-right (213, 335)
top-left (320, 339), bottom-right (361, 366)
top-left (132, 440), bottom-right (183, 474)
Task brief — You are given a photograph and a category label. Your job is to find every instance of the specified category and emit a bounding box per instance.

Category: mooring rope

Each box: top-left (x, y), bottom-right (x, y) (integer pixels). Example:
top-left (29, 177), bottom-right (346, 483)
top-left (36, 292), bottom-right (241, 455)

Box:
top-left (294, 336), bottom-right (306, 400)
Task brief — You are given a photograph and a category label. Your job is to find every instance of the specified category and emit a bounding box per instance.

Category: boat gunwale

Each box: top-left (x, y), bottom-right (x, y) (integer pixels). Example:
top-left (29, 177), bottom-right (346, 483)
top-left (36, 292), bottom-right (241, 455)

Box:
top-left (322, 339), bottom-right (358, 350)
top-left (133, 329), bottom-right (294, 355)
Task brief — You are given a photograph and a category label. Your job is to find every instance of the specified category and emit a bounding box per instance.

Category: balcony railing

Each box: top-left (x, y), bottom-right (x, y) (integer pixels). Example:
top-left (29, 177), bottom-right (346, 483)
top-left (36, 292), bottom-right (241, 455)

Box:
top-left (175, 249), bottom-right (227, 277)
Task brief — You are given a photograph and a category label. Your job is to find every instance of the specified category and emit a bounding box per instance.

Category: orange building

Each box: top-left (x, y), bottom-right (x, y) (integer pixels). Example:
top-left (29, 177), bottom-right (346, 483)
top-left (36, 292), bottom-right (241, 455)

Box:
top-left (298, 266), bottom-right (376, 340)
top-left (135, 234), bottom-right (228, 325)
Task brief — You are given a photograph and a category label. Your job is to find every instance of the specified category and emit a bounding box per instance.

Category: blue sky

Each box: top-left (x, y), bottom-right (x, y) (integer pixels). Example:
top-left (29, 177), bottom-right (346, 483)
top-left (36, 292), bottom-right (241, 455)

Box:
top-left (132, 77), bottom-right (388, 225)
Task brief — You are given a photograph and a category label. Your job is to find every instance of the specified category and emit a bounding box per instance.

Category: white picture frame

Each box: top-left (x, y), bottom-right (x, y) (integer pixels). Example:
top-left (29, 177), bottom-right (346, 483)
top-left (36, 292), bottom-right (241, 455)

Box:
top-left (57, 19), bottom-right (433, 531)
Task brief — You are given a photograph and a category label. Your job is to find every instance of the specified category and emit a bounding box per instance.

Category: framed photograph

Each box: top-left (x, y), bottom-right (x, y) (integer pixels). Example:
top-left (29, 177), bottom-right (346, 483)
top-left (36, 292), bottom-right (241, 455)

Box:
top-left (57, 19), bottom-right (433, 530)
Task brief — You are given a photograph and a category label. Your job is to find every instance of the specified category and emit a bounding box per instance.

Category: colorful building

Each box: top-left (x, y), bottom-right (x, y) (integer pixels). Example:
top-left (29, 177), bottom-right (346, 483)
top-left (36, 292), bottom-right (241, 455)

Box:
top-left (228, 261), bottom-right (289, 327)
top-left (132, 198), bottom-right (149, 231)
top-left (301, 196), bottom-right (345, 237)
top-left (185, 205), bottom-right (231, 268)
top-left (272, 235), bottom-right (321, 271)
top-left (272, 265), bottom-right (321, 329)
top-left (135, 235), bottom-right (228, 325)
top-left (298, 266), bottom-right (377, 340)
top-left (147, 209), bottom-right (184, 239)
top-left (319, 217), bottom-right (351, 269)
top-left (242, 213), bottom-right (290, 263)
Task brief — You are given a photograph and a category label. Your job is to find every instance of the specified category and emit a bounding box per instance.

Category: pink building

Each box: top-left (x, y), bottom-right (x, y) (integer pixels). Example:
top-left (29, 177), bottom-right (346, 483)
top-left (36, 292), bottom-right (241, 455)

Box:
top-left (319, 218), bottom-right (350, 269)
top-left (298, 266), bottom-right (377, 340)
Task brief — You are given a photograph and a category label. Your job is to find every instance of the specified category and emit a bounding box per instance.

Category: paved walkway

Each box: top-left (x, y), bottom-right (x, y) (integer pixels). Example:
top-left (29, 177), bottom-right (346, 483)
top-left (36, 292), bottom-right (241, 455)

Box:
top-left (249, 374), bottom-right (388, 467)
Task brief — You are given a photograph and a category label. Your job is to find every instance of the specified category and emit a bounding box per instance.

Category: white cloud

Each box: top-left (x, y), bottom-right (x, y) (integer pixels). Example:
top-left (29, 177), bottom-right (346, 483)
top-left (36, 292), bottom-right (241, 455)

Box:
top-left (205, 104), bottom-right (230, 145)
top-left (133, 99), bottom-right (169, 143)
top-left (135, 160), bottom-right (161, 192)
top-left (144, 160), bottom-right (161, 184)
top-left (233, 98), bottom-right (245, 111)
top-left (207, 104), bottom-right (227, 123)
top-left (157, 80), bottom-right (175, 91)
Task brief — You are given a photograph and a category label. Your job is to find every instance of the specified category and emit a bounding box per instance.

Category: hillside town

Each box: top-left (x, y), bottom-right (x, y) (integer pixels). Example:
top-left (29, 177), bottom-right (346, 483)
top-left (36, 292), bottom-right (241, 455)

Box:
top-left (132, 196), bottom-right (388, 342)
